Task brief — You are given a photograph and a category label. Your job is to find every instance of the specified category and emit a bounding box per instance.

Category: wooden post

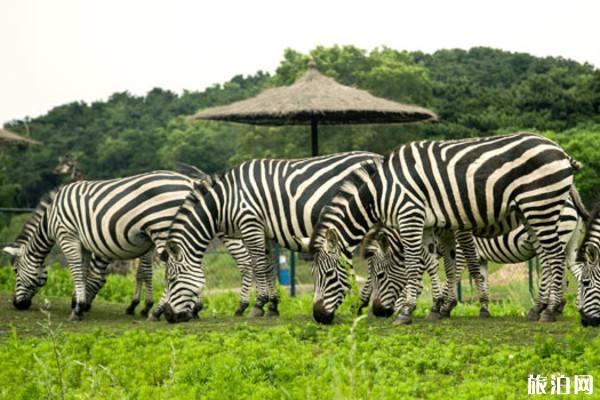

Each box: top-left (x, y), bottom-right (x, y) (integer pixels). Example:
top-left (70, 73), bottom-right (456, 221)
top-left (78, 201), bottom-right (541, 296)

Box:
top-left (311, 118), bottom-right (318, 157)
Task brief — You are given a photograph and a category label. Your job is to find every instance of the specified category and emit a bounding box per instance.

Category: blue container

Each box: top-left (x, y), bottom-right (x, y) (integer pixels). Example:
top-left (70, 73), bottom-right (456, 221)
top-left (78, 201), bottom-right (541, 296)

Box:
top-left (279, 269), bottom-right (290, 285)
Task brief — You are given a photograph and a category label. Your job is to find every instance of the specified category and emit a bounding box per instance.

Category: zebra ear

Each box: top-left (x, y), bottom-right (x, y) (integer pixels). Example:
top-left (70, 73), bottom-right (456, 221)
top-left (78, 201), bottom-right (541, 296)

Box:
top-left (585, 244), bottom-right (600, 266)
top-left (2, 244), bottom-right (23, 257)
top-left (324, 229), bottom-right (340, 253)
top-left (193, 177), bottom-right (214, 195)
top-left (376, 232), bottom-right (390, 253)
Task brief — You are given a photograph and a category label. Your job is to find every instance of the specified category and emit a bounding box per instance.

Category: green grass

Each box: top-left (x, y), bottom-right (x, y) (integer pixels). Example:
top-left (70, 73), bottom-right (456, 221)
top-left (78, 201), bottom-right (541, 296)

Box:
top-left (0, 266), bottom-right (598, 399)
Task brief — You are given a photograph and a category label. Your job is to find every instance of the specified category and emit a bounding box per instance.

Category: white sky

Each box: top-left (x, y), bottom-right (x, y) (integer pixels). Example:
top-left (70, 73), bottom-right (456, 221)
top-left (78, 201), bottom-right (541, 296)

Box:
top-left (1, 0), bottom-right (599, 125)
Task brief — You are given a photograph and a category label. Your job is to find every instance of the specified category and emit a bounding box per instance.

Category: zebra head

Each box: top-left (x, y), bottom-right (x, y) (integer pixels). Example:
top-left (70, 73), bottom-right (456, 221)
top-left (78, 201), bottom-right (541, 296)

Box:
top-left (578, 208), bottom-right (600, 327)
top-left (3, 243), bottom-right (48, 310)
top-left (365, 228), bottom-right (440, 317)
top-left (311, 228), bottom-right (353, 324)
top-left (161, 178), bottom-right (217, 323)
top-left (362, 230), bottom-right (401, 317)
top-left (579, 241), bottom-right (600, 327)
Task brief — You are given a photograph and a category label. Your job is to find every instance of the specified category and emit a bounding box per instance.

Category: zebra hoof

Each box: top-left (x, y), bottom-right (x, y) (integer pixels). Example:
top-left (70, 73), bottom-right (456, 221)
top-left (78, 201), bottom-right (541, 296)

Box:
top-left (125, 306), bottom-right (136, 315)
top-left (147, 314), bottom-right (160, 322)
top-left (426, 311), bottom-right (443, 321)
top-left (479, 308), bottom-right (492, 318)
top-left (539, 309), bottom-right (557, 323)
top-left (526, 308), bottom-right (541, 321)
top-left (69, 311), bottom-right (84, 322)
top-left (234, 303), bottom-right (249, 316)
top-left (393, 314), bottom-right (412, 325)
top-left (249, 306), bottom-right (265, 317)
top-left (439, 310), bottom-right (452, 318)
top-left (140, 309), bottom-right (150, 319)
top-left (266, 309), bottom-right (280, 317)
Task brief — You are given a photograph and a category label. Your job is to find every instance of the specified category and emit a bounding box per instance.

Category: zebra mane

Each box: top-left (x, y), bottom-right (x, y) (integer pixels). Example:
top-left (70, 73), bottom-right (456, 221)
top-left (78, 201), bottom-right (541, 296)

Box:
top-left (176, 162), bottom-right (208, 180)
top-left (309, 159), bottom-right (381, 253)
top-left (11, 190), bottom-right (57, 246)
top-left (577, 198), bottom-right (600, 261)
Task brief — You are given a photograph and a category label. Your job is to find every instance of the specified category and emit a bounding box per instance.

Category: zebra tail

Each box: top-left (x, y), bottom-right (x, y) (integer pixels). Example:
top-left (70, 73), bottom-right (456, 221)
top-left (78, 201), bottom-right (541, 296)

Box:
top-left (570, 185), bottom-right (590, 221)
top-left (569, 156), bottom-right (583, 172)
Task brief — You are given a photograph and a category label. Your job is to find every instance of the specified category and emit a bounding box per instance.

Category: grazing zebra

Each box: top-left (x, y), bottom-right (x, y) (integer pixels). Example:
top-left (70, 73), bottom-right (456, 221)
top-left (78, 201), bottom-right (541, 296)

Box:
top-left (358, 227), bottom-right (442, 317)
top-left (310, 132), bottom-right (580, 325)
top-left (364, 198), bottom-right (586, 319)
top-left (159, 152), bottom-right (383, 323)
top-left (4, 172), bottom-right (258, 320)
top-left (578, 204), bottom-right (600, 327)
top-left (2, 192), bottom-right (55, 303)
top-left (5, 171), bottom-right (198, 320)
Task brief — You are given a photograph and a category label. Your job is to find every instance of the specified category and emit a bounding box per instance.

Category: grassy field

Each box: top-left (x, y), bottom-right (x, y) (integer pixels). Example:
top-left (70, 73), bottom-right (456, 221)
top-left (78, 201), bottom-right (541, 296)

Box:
top-left (0, 263), bottom-right (598, 399)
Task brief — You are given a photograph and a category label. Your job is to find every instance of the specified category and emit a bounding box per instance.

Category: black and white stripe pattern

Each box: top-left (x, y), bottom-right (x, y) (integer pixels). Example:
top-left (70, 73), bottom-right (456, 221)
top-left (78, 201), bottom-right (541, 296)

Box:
top-left (359, 226), bottom-right (442, 317)
top-left (364, 199), bottom-right (585, 319)
top-left (310, 132), bottom-right (579, 324)
top-left (578, 205), bottom-right (600, 326)
top-left (3, 192), bottom-right (55, 309)
top-left (161, 152), bottom-right (383, 323)
top-left (6, 171), bottom-right (195, 320)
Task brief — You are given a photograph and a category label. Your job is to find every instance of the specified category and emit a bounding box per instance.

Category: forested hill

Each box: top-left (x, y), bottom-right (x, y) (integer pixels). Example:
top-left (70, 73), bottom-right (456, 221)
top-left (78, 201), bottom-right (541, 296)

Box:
top-left (2, 46), bottom-right (600, 209)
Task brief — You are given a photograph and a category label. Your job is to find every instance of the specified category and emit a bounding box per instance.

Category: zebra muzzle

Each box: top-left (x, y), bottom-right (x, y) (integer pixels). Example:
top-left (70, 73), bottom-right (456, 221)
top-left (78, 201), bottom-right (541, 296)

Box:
top-left (372, 298), bottom-right (394, 318)
top-left (13, 295), bottom-right (32, 310)
top-left (580, 310), bottom-right (600, 327)
top-left (163, 303), bottom-right (193, 324)
top-left (313, 298), bottom-right (335, 325)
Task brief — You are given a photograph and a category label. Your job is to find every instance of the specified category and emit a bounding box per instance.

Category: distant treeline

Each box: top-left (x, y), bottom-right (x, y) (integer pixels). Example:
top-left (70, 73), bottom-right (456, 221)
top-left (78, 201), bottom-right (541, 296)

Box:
top-left (2, 46), bottom-right (599, 213)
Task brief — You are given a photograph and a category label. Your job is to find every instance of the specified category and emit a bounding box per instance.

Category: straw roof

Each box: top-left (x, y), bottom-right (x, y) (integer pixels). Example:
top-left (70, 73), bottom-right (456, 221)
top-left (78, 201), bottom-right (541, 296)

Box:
top-left (190, 61), bottom-right (437, 125)
top-left (0, 128), bottom-right (40, 146)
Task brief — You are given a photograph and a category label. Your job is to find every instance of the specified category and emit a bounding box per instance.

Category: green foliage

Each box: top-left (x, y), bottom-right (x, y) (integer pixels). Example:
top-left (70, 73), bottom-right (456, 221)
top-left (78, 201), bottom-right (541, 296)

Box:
top-left (2, 45), bottom-right (598, 215)
top-left (0, 292), bottom-right (598, 399)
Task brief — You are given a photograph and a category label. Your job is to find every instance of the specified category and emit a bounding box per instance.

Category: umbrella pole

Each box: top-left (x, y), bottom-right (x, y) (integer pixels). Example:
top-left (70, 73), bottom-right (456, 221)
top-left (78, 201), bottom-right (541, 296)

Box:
top-left (311, 118), bottom-right (318, 157)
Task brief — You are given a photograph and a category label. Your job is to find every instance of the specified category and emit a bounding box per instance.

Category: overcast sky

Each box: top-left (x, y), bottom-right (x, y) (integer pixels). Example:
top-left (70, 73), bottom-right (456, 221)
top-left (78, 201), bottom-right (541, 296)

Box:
top-left (1, 0), bottom-right (598, 125)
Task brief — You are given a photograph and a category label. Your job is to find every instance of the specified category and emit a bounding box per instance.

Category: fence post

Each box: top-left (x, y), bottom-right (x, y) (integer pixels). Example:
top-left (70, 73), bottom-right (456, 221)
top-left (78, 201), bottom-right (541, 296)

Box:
top-left (290, 251), bottom-right (296, 297)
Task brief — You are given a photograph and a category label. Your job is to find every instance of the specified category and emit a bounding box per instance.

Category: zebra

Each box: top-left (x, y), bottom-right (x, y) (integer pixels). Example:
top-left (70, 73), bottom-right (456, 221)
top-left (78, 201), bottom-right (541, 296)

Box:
top-left (159, 152), bottom-right (384, 323)
top-left (578, 204), bottom-right (600, 327)
top-left (4, 172), bottom-right (259, 320)
top-left (363, 198), bottom-right (586, 319)
top-left (5, 172), bottom-right (195, 320)
top-left (358, 227), bottom-right (442, 318)
top-left (2, 192), bottom-right (55, 303)
top-left (310, 132), bottom-right (580, 325)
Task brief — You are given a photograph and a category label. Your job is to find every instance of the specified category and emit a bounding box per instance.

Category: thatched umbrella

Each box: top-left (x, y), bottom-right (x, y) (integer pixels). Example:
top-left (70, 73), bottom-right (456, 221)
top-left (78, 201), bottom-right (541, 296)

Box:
top-left (0, 128), bottom-right (41, 146)
top-left (189, 60), bottom-right (437, 156)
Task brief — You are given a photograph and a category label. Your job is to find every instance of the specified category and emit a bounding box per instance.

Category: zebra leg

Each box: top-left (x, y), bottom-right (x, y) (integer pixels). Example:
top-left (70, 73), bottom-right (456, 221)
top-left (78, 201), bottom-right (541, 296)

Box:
top-left (234, 263), bottom-right (252, 316)
top-left (522, 204), bottom-right (567, 323)
top-left (84, 255), bottom-right (111, 312)
top-left (148, 289), bottom-right (168, 322)
top-left (58, 236), bottom-right (87, 321)
top-left (126, 261), bottom-right (143, 315)
top-left (439, 239), bottom-right (459, 318)
top-left (425, 248), bottom-right (444, 320)
top-left (263, 243), bottom-right (280, 317)
top-left (138, 253), bottom-right (155, 318)
top-left (242, 228), bottom-right (271, 317)
top-left (393, 214), bottom-right (425, 325)
top-left (455, 231), bottom-right (491, 318)
top-left (222, 237), bottom-right (253, 316)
